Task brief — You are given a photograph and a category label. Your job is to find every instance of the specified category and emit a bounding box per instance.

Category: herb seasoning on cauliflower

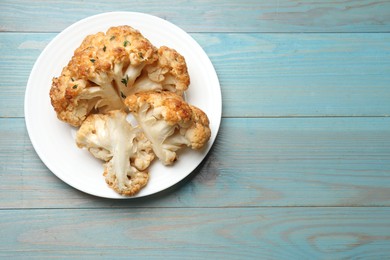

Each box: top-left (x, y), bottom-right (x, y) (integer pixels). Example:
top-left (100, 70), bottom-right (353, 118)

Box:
top-left (132, 46), bottom-right (190, 95)
top-left (50, 25), bottom-right (158, 127)
top-left (50, 26), bottom-right (191, 128)
top-left (125, 91), bottom-right (211, 165)
top-left (76, 110), bottom-right (154, 196)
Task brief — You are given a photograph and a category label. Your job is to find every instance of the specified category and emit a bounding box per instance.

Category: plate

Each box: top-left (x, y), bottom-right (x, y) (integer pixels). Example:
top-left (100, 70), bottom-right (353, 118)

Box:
top-left (24, 12), bottom-right (222, 199)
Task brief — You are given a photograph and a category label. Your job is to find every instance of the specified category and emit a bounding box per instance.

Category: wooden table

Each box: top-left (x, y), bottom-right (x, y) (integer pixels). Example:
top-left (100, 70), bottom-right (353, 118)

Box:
top-left (1, 1), bottom-right (390, 258)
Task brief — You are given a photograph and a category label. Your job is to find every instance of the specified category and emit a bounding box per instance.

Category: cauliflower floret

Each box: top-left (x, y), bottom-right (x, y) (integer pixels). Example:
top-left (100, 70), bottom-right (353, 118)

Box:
top-left (50, 25), bottom-right (158, 127)
top-left (76, 110), bottom-right (154, 196)
top-left (125, 91), bottom-right (211, 165)
top-left (132, 46), bottom-right (190, 96)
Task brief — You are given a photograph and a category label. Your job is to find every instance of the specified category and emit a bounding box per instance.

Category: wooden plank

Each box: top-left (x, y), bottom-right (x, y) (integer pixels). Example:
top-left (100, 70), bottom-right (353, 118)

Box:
top-left (0, 33), bottom-right (48, 117)
top-left (195, 33), bottom-right (390, 117)
top-left (1, 0), bottom-right (390, 32)
top-left (1, 117), bottom-right (389, 208)
top-left (1, 32), bottom-right (390, 118)
top-left (1, 207), bottom-right (390, 258)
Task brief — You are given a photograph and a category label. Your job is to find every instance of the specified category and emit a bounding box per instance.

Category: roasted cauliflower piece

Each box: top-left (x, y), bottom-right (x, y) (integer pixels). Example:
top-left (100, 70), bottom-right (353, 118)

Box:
top-left (132, 46), bottom-right (190, 96)
top-left (49, 24), bottom-right (213, 195)
top-left (125, 91), bottom-right (211, 165)
top-left (50, 25), bottom-right (158, 127)
top-left (76, 110), bottom-right (154, 196)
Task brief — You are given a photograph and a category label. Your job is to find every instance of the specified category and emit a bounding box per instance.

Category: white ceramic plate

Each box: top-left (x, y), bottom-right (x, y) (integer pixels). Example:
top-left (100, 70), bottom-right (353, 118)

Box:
top-left (25, 12), bottom-right (221, 199)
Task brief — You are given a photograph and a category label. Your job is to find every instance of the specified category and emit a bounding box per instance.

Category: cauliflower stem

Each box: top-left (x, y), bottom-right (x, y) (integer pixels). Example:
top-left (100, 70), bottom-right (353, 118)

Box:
top-left (76, 110), bottom-right (154, 196)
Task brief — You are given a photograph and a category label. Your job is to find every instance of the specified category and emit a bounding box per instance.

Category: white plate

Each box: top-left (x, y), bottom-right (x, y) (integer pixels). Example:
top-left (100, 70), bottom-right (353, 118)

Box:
top-left (24, 12), bottom-right (222, 199)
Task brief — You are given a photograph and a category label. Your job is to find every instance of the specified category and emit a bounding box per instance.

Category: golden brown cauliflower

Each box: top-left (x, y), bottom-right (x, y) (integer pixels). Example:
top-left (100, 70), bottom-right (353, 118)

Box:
top-left (76, 110), bottom-right (155, 196)
top-left (49, 24), bottom-right (213, 196)
top-left (50, 25), bottom-right (158, 127)
top-left (125, 91), bottom-right (211, 165)
top-left (132, 46), bottom-right (190, 95)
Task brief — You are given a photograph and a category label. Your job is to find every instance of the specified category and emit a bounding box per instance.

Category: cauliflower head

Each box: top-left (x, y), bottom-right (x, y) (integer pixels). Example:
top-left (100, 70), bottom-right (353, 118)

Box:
top-left (132, 46), bottom-right (190, 96)
top-left (76, 110), bottom-right (155, 196)
top-left (125, 91), bottom-right (211, 165)
top-left (50, 25), bottom-right (158, 127)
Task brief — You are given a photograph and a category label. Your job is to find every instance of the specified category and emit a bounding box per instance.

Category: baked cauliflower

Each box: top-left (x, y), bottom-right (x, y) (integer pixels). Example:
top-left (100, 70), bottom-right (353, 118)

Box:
top-left (125, 91), bottom-right (211, 165)
top-left (50, 25), bottom-right (158, 127)
top-left (132, 46), bottom-right (190, 96)
top-left (76, 110), bottom-right (154, 196)
top-left (49, 24), bottom-right (213, 196)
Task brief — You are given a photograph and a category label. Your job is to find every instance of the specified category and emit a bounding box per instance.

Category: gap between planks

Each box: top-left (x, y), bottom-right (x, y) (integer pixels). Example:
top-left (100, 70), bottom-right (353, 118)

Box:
top-left (1, 206), bottom-right (390, 211)
top-left (2, 116), bottom-right (390, 119)
top-left (3, 31), bottom-right (390, 34)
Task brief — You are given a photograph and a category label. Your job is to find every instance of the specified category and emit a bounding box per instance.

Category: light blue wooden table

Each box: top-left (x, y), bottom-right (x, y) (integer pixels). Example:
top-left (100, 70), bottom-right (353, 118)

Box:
top-left (1, 1), bottom-right (390, 258)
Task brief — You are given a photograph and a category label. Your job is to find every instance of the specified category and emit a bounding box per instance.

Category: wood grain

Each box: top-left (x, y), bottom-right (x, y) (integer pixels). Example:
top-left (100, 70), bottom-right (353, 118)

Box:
top-left (1, 0), bottom-right (390, 32)
top-left (1, 207), bottom-right (390, 258)
top-left (1, 33), bottom-right (390, 118)
top-left (1, 117), bottom-right (389, 208)
top-left (1, 1), bottom-right (390, 257)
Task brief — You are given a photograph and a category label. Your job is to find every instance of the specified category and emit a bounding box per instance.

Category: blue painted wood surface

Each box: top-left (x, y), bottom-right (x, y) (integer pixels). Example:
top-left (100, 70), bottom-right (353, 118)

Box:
top-left (1, 208), bottom-right (390, 258)
top-left (1, 0), bottom-right (390, 32)
top-left (1, 0), bottom-right (390, 258)
top-left (1, 117), bottom-right (390, 208)
top-left (1, 33), bottom-right (390, 117)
